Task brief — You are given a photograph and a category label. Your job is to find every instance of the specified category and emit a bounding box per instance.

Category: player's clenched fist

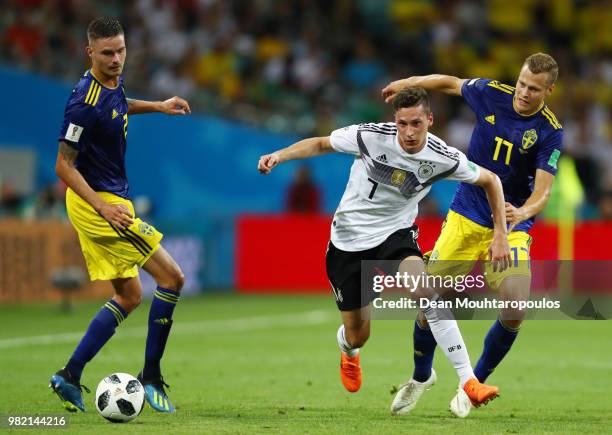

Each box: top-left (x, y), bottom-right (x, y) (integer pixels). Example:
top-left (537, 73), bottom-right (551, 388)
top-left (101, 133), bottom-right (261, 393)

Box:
top-left (488, 235), bottom-right (511, 273)
top-left (161, 96), bottom-right (191, 115)
top-left (258, 153), bottom-right (281, 175)
top-left (504, 202), bottom-right (527, 232)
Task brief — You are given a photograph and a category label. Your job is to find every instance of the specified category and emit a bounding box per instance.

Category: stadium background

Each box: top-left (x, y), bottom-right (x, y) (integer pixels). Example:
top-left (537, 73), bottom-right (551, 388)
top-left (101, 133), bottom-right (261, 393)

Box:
top-left (0, 1), bottom-right (611, 433)
top-left (1, 0), bottom-right (611, 299)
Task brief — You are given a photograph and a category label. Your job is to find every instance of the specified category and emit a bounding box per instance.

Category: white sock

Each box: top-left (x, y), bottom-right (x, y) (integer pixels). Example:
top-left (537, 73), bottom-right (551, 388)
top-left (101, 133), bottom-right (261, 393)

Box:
top-left (337, 324), bottom-right (359, 357)
top-left (422, 301), bottom-right (474, 387)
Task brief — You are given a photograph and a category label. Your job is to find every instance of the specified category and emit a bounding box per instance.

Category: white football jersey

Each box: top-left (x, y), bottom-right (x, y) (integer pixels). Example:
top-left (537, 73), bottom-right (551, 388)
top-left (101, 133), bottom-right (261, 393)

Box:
top-left (329, 122), bottom-right (480, 251)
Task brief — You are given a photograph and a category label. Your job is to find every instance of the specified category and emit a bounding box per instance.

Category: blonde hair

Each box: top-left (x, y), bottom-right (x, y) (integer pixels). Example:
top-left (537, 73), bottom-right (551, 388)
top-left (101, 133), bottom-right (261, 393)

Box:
top-left (524, 53), bottom-right (558, 85)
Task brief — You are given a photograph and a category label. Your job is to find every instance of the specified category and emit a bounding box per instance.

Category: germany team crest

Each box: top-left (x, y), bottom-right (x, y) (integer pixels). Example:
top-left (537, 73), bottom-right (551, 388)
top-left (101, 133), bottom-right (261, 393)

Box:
top-left (418, 163), bottom-right (434, 178)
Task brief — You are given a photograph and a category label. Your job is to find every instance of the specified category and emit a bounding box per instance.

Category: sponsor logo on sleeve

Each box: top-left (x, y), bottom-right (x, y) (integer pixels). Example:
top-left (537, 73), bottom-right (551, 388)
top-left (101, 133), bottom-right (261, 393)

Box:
top-left (548, 149), bottom-right (561, 169)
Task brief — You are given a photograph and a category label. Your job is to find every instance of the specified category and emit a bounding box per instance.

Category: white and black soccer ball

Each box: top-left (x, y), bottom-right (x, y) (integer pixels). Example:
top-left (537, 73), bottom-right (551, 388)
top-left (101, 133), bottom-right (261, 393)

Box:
top-left (95, 373), bottom-right (145, 423)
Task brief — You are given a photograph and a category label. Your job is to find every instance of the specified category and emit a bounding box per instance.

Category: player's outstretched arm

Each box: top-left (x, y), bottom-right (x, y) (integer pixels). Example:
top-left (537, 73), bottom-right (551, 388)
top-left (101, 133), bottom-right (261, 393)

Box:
top-left (382, 75), bottom-right (466, 103)
top-left (127, 97), bottom-right (191, 115)
top-left (258, 136), bottom-right (334, 175)
top-left (473, 167), bottom-right (511, 271)
top-left (505, 169), bottom-right (554, 232)
top-left (55, 141), bottom-right (134, 229)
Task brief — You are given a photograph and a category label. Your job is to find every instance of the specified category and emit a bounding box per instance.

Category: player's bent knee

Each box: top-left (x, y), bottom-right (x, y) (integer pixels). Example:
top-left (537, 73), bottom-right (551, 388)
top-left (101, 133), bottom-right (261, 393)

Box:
top-left (157, 266), bottom-right (185, 292)
top-left (174, 269), bottom-right (185, 292)
top-left (504, 318), bottom-right (523, 329)
top-left (131, 293), bottom-right (142, 309)
top-left (116, 293), bottom-right (142, 313)
top-left (500, 302), bottom-right (527, 326)
top-left (501, 310), bottom-right (527, 329)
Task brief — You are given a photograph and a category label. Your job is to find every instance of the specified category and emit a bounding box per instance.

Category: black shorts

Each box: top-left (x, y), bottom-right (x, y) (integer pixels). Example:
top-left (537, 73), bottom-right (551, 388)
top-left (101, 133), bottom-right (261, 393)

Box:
top-left (326, 226), bottom-right (422, 311)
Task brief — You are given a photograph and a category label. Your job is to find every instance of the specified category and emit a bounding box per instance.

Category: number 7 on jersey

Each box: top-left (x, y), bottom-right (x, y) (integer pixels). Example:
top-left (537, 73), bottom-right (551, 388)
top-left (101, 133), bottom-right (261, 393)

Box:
top-left (367, 177), bottom-right (379, 199)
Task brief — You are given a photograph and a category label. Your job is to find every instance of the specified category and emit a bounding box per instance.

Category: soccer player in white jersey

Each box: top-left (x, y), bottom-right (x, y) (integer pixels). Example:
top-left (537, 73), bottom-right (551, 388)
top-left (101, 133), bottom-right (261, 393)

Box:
top-left (257, 88), bottom-right (511, 410)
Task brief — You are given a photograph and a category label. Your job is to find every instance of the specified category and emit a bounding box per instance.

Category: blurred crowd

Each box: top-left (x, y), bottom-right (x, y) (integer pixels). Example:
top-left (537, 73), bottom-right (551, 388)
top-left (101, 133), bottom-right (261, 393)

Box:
top-left (1, 0), bottom-right (611, 217)
top-left (0, 178), bottom-right (66, 219)
top-left (0, 177), bottom-right (159, 221)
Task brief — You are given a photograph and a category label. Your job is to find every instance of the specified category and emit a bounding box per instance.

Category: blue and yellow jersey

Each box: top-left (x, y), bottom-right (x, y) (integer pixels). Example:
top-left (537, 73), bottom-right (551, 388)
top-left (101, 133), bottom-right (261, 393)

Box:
top-left (58, 70), bottom-right (130, 198)
top-left (450, 78), bottom-right (563, 232)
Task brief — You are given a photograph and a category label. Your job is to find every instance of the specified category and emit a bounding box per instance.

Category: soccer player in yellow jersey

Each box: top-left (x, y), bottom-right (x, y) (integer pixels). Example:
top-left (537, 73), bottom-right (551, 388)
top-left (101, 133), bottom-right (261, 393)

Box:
top-left (382, 53), bottom-right (563, 417)
top-left (49, 17), bottom-right (191, 414)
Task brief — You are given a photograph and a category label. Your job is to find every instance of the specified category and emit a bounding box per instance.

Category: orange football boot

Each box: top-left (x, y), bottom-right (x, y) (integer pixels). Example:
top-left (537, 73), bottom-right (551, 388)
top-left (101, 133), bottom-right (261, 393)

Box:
top-left (463, 378), bottom-right (499, 407)
top-left (340, 352), bottom-right (362, 392)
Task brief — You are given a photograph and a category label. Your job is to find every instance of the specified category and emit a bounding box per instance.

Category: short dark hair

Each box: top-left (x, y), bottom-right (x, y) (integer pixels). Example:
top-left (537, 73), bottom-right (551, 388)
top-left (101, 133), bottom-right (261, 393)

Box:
top-left (524, 52), bottom-right (558, 85)
top-left (392, 87), bottom-right (430, 113)
top-left (87, 17), bottom-right (123, 42)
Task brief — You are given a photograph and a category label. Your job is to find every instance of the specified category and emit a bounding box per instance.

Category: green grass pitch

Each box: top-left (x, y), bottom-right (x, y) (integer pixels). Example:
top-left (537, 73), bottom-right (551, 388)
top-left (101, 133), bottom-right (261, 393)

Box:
top-left (1, 294), bottom-right (610, 433)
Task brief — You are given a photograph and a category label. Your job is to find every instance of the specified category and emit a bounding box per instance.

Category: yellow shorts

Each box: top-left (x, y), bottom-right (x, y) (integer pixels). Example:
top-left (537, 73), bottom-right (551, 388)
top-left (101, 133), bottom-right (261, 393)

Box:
top-left (66, 188), bottom-right (163, 281)
top-left (426, 210), bottom-right (531, 289)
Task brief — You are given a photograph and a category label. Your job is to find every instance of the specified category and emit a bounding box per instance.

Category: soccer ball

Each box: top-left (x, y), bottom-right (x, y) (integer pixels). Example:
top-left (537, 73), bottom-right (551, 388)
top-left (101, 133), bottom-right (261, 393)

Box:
top-left (95, 373), bottom-right (145, 423)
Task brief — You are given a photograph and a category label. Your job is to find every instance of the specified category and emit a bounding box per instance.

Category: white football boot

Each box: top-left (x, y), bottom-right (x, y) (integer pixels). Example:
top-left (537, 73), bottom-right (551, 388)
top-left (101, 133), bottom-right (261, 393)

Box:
top-left (390, 368), bottom-right (437, 415)
top-left (449, 383), bottom-right (473, 418)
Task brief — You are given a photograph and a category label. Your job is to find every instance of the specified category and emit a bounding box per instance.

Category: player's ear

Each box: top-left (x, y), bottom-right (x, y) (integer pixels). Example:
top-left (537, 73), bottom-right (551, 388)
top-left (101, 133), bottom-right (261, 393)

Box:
top-left (545, 83), bottom-right (554, 97)
top-left (427, 111), bottom-right (433, 128)
top-left (85, 45), bottom-right (93, 60)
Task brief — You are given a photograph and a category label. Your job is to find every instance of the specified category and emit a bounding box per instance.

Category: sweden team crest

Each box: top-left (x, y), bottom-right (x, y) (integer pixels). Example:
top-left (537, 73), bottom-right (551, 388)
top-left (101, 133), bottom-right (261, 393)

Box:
top-left (391, 169), bottom-right (406, 185)
top-left (522, 129), bottom-right (538, 150)
top-left (139, 223), bottom-right (154, 236)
